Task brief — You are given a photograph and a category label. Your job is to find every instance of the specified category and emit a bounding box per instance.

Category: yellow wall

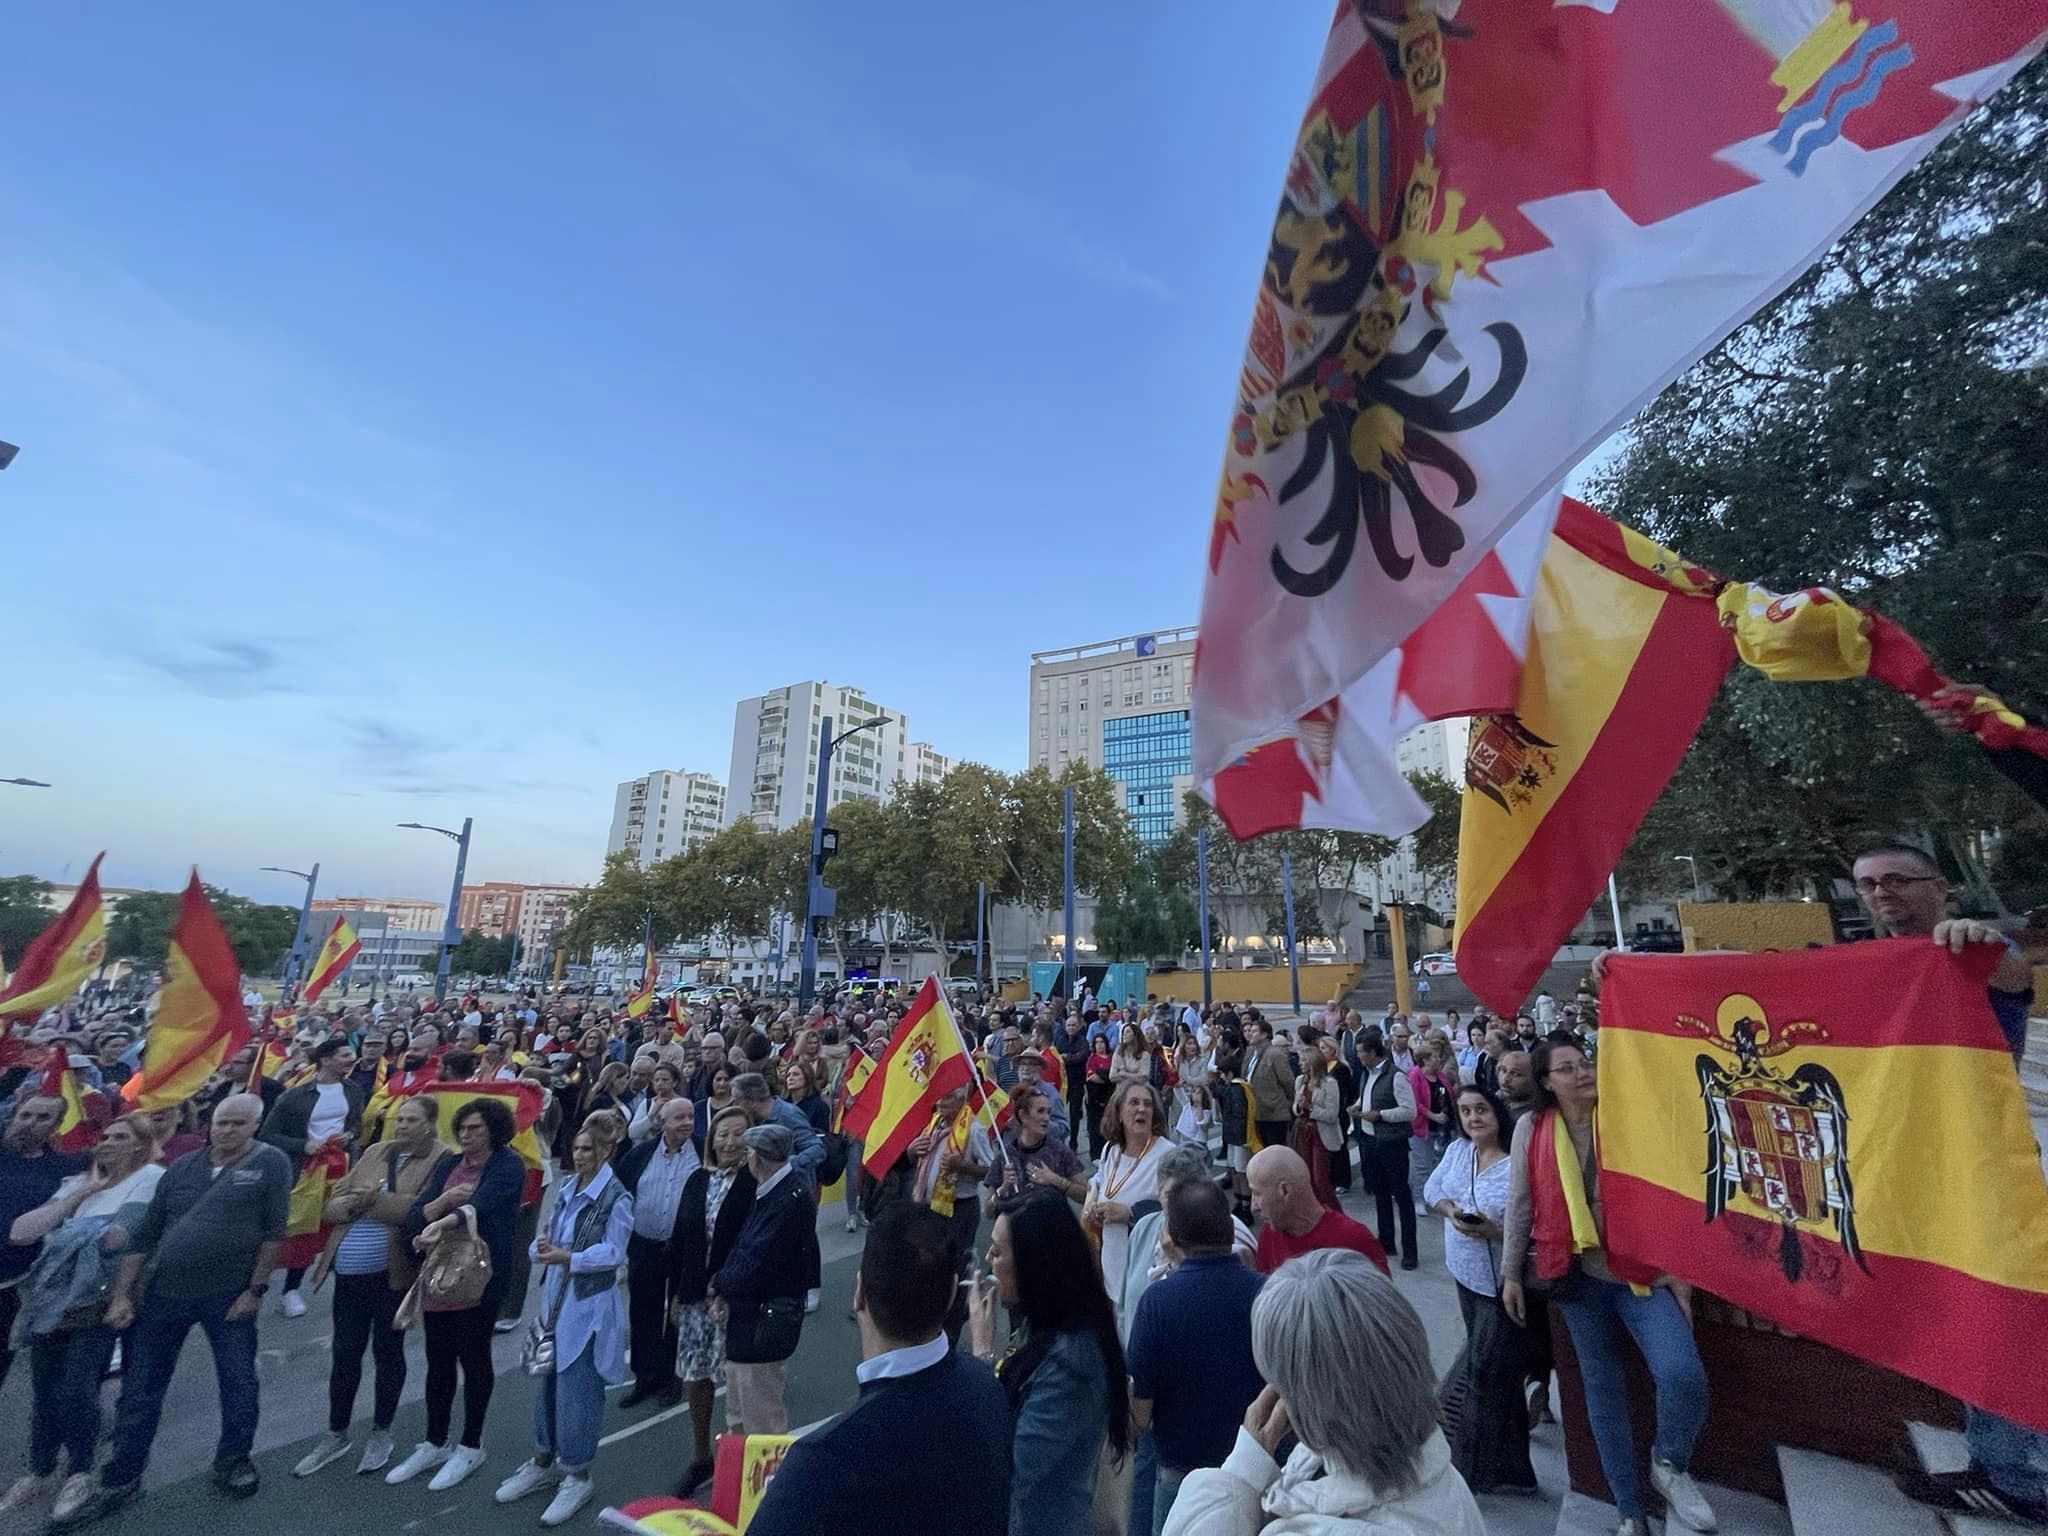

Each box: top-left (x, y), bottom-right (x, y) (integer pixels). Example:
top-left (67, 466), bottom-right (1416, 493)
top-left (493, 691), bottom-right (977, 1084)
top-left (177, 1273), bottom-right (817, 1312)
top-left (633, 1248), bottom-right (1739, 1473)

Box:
top-left (998, 965), bottom-right (1365, 1009)
top-left (1678, 901), bottom-right (1834, 954)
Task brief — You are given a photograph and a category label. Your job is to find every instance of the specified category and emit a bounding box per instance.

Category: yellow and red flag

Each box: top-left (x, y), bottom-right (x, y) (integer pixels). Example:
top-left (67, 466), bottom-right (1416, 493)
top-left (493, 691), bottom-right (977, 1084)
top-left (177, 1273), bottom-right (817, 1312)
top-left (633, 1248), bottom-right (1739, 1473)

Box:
top-left (1453, 502), bottom-right (1733, 1012)
top-left (849, 977), bottom-right (973, 1176)
top-left (966, 1050), bottom-right (1013, 1135)
top-left (624, 948), bottom-right (658, 1021)
top-left (302, 915), bottom-right (361, 1003)
top-left (0, 853), bottom-right (107, 1021)
top-left (122, 874), bottom-right (253, 1112)
top-left (1597, 940), bottom-right (2048, 1432)
top-left (38, 1054), bottom-right (105, 1154)
top-left (831, 1045), bottom-right (876, 1137)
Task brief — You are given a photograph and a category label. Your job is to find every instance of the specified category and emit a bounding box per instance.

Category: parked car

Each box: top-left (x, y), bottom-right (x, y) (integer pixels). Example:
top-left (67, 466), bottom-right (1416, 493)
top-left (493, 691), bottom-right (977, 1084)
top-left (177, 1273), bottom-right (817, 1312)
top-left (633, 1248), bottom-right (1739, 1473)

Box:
top-left (1411, 952), bottom-right (1458, 977)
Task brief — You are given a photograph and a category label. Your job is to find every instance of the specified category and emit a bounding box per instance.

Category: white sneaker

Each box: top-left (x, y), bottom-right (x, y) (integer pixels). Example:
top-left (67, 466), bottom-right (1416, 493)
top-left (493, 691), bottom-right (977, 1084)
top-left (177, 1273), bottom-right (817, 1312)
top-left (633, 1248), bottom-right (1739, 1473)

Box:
top-left (805, 1288), bottom-right (820, 1314)
top-left (843, 1214), bottom-right (858, 1233)
top-left (293, 1432), bottom-right (352, 1477)
top-left (50, 1474), bottom-right (95, 1522)
top-left (493, 1318), bottom-right (520, 1334)
top-left (280, 1290), bottom-right (309, 1320)
top-left (428, 1445), bottom-right (487, 1492)
top-left (1652, 1457), bottom-right (1719, 1532)
top-left (495, 1460), bottom-right (562, 1504)
top-left (0, 1474), bottom-right (56, 1515)
top-left (357, 1431), bottom-right (395, 1475)
top-left (540, 1475), bottom-right (593, 1527)
top-left (384, 1441), bottom-right (450, 1485)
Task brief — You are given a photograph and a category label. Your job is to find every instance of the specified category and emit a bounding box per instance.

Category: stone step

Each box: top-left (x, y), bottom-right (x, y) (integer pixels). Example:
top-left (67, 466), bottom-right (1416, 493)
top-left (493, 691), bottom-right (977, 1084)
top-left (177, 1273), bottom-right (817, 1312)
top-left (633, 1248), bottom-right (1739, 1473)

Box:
top-left (1552, 1483), bottom-right (1793, 1536)
top-left (1777, 1446), bottom-right (1944, 1536)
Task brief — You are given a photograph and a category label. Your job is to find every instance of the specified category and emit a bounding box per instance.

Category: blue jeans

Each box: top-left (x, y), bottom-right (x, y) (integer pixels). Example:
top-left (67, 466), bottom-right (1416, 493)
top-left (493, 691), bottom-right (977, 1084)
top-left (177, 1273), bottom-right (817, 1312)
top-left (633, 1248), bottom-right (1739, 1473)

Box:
top-left (1151, 1465), bottom-right (1186, 1536)
top-left (29, 1325), bottom-right (119, 1476)
top-left (1557, 1278), bottom-right (1708, 1520)
top-left (105, 1289), bottom-right (259, 1488)
top-left (844, 1139), bottom-right (864, 1218)
top-left (535, 1343), bottom-right (606, 1474)
top-left (1968, 1406), bottom-right (2048, 1505)
top-left (1127, 1429), bottom-right (1156, 1536)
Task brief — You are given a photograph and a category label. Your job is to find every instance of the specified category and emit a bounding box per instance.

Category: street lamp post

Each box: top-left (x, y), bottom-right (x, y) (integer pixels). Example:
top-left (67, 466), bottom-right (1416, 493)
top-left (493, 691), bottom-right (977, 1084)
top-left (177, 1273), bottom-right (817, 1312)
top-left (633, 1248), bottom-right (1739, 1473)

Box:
top-left (1674, 854), bottom-right (1702, 902)
top-left (399, 818), bottom-right (473, 1004)
top-left (799, 714), bottom-right (888, 1010)
top-left (261, 864), bottom-right (321, 999)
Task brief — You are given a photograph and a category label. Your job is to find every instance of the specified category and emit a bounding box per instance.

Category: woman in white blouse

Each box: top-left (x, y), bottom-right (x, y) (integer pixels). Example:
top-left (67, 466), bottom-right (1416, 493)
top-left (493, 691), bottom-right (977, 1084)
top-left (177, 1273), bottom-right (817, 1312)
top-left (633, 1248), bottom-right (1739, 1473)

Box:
top-left (1422, 1083), bottom-right (1535, 1495)
top-left (1084, 1082), bottom-right (1173, 1299)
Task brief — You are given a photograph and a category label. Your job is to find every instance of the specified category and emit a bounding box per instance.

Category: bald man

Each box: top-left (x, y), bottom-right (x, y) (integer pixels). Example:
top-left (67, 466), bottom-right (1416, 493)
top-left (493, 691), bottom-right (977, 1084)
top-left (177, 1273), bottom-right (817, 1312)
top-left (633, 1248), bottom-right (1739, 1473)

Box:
top-left (1246, 1146), bottom-right (1388, 1276)
top-left (78, 1093), bottom-right (295, 1515)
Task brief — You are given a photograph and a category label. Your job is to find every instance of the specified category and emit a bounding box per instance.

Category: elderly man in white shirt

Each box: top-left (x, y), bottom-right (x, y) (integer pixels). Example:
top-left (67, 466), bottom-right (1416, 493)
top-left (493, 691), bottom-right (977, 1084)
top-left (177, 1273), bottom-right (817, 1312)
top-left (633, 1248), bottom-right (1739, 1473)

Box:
top-left (617, 1100), bottom-right (700, 1408)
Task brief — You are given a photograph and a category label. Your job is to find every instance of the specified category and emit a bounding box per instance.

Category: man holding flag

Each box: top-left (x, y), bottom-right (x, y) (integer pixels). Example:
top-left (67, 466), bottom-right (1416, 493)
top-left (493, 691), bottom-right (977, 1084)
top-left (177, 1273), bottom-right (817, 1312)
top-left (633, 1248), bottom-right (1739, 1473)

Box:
top-left (908, 1082), bottom-right (996, 1348)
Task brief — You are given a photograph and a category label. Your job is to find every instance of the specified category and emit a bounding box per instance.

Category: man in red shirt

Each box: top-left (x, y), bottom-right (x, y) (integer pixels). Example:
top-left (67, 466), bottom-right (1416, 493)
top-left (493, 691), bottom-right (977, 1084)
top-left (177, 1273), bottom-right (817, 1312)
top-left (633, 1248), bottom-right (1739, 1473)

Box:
top-left (1247, 1145), bottom-right (1388, 1275)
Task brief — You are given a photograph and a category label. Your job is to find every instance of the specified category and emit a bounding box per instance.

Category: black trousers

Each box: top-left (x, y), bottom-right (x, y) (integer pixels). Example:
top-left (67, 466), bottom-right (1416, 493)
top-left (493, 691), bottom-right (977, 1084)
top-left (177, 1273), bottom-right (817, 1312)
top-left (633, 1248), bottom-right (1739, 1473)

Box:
top-left (0, 1285), bottom-right (17, 1393)
top-left (940, 1198), bottom-right (981, 1349)
top-left (1364, 1135), bottom-right (1417, 1260)
top-left (329, 1271), bottom-right (407, 1433)
top-left (499, 1202), bottom-right (541, 1321)
top-left (1254, 1119), bottom-right (1293, 1154)
top-left (422, 1306), bottom-right (495, 1448)
top-left (626, 1233), bottom-right (678, 1390)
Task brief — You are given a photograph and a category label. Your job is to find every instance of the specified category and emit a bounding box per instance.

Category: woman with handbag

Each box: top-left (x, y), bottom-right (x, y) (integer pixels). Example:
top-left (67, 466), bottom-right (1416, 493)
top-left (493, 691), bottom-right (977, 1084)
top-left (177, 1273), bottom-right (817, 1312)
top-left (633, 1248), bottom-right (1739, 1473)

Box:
top-left (1500, 1037), bottom-right (1715, 1536)
top-left (1288, 1054), bottom-right (1341, 1211)
top-left (291, 1094), bottom-right (444, 1479)
top-left (1424, 1084), bottom-right (1535, 1496)
top-left (387, 1096), bottom-right (525, 1492)
top-left (668, 1105), bottom-right (755, 1498)
top-left (492, 1125), bottom-right (634, 1526)
top-left (1, 1115), bottom-right (164, 1523)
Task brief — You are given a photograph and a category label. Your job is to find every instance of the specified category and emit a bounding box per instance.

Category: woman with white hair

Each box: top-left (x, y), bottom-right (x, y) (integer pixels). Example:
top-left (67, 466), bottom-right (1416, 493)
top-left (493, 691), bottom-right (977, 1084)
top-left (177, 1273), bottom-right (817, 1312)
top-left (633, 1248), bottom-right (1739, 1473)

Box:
top-left (1163, 1249), bottom-right (1484, 1536)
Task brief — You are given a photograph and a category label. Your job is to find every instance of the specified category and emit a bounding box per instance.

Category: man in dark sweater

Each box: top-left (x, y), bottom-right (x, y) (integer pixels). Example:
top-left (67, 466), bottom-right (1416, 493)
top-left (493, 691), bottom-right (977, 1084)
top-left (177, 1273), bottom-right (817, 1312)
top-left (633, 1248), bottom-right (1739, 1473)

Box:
top-left (747, 1204), bottom-right (1010, 1536)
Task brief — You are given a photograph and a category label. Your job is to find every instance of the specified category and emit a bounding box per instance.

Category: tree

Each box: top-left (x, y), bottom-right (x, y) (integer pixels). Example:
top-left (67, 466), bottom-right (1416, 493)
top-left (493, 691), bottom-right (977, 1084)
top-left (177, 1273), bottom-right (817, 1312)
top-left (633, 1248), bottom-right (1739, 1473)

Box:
top-left (0, 876), bottom-right (54, 967)
top-left (1405, 770), bottom-right (1462, 899)
top-left (1588, 58), bottom-right (2048, 909)
top-left (452, 929), bottom-right (516, 976)
top-left (1005, 765), bottom-right (1140, 910)
top-left (1095, 854), bottom-right (1198, 963)
top-left (559, 853), bottom-right (650, 957)
top-left (106, 885), bottom-right (297, 975)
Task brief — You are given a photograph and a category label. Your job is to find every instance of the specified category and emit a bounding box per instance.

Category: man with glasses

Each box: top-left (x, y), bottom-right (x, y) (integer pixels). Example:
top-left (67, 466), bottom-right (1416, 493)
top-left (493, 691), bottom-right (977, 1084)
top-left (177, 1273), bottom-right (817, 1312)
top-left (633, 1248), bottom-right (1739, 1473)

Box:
top-left (1845, 845), bottom-right (2041, 1525)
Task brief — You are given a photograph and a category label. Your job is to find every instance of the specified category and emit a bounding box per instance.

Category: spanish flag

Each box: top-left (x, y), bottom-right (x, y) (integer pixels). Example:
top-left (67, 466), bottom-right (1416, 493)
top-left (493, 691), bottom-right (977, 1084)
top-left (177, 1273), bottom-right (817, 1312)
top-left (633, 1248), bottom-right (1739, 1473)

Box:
top-left (39, 1054), bottom-right (104, 1154)
top-left (122, 874), bottom-right (252, 1112)
top-left (832, 1045), bottom-right (876, 1137)
top-left (624, 948), bottom-right (658, 1020)
top-left (1454, 502), bottom-right (1733, 1013)
top-left (302, 915), bottom-right (361, 1002)
top-left (0, 853), bottom-right (107, 1021)
top-left (968, 1054), bottom-right (1013, 1135)
top-left (850, 977), bottom-right (974, 1176)
top-left (1597, 940), bottom-right (2048, 1432)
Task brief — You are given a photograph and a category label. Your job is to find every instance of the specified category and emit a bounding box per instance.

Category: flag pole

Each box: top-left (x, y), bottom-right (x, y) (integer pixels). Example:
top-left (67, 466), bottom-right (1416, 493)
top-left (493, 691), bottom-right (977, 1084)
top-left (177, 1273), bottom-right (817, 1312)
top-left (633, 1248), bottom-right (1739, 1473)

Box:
top-left (1282, 851), bottom-right (1301, 1015)
top-left (1607, 873), bottom-right (1627, 949)
top-left (1198, 827), bottom-right (1212, 1011)
top-left (1062, 788), bottom-right (1077, 1004)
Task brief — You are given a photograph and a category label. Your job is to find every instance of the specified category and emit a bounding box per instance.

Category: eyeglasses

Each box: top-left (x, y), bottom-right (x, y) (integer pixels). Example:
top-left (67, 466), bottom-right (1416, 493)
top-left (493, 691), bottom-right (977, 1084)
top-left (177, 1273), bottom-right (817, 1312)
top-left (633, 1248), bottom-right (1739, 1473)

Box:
top-left (1853, 874), bottom-right (1941, 895)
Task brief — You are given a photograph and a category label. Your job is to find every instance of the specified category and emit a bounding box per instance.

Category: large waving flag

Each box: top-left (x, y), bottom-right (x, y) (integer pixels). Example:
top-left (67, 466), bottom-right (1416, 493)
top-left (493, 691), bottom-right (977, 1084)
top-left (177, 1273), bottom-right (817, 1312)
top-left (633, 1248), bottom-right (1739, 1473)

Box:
top-left (849, 977), bottom-right (974, 1176)
top-left (302, 915), bottom-right (361, 1002)
top-left (123, 874), bottom-right (252, 1112)
top-left (39, 1054), bottom-right (106, 1154)
top-left (1191, 2), bottom-right (2048, 834)
top-left (1596, 941), bottom-right (2048, 1432)
top-left (402, 1077), bottom-right (548, 1204)
top-left (1454, 502), bottom-right (1733, 1012)
top-left (0, 853), bottom-right (107, 1021)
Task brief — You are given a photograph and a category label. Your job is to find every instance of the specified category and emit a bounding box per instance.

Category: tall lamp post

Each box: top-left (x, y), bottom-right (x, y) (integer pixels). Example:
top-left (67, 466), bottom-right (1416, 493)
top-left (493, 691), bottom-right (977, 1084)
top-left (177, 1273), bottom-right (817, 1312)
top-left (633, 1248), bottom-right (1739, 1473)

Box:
top-left (1673, 854), bottom-right (1702, 903)
top-left (799, 714), bottom-right (888, 1010)
top-left (399, 818), bottom-right (473, 1004)
top-left (261, 864), bottom-right (321, 999)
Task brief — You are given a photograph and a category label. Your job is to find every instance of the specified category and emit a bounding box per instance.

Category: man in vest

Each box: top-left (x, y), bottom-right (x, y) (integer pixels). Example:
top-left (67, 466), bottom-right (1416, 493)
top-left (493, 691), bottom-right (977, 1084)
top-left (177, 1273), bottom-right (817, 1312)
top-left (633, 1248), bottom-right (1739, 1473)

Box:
top-left (1351, 1027), bottom-right (1418, 1270)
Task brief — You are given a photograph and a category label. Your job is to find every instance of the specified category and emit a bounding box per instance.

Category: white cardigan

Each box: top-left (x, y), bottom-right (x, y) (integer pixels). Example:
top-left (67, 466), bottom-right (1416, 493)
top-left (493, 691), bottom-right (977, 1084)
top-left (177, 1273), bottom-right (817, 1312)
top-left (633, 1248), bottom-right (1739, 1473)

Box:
top-left (1164, 1427), bottom-right (1485, 1536)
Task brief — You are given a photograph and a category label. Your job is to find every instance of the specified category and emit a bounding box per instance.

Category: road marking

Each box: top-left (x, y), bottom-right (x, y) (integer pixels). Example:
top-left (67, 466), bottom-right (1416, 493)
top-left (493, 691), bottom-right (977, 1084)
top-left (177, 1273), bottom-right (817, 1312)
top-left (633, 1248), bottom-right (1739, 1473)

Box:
top-left (595, 1395), bottom-right (828, 1451)
top-left (401, 1503), bottom-right (463, 1530)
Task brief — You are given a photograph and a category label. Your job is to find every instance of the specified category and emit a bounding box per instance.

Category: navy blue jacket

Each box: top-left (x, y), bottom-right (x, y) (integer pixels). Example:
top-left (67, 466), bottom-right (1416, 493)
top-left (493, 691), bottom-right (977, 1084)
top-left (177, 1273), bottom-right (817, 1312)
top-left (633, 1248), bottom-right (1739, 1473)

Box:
top-left (712, 1167), bottom-right (813, 1363)
top-left (746, 1351), bottom-right (1011, 1536)
top-left (403, 1145), bottom-right (523, 1313)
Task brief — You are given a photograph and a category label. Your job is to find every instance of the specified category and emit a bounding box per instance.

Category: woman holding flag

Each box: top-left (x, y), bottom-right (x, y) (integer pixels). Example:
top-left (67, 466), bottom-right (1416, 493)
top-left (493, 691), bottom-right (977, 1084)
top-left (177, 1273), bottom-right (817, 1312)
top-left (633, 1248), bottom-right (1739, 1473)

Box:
top-left (910, 1082), bottom-right (996, 1347)
top-left (257, 1037), bottom-right (362, 1319)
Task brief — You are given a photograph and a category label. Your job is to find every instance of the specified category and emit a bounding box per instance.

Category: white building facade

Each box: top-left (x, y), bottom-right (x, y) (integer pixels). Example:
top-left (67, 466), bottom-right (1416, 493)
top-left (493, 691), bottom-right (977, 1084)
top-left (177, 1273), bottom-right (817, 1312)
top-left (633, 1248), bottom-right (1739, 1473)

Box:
top-left (607, 770), bottom-right (728, 868)
top-left (909, 741), bottom-right (952, 787)
top-left (725, 682), bottom-right (911, 830)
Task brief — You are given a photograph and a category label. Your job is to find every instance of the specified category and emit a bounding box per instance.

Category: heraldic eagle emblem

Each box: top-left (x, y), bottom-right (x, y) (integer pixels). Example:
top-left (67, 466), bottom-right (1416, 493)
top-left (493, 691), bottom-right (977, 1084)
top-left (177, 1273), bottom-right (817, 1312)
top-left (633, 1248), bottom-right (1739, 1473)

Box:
top-left (1685, 993), bottom-right (1868, 1284)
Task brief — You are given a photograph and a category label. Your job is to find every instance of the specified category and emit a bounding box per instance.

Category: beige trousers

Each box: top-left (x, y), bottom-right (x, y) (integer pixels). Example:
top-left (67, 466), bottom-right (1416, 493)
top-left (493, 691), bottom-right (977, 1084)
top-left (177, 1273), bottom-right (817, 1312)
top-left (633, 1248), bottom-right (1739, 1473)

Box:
top-left (723, 1360), bottom-right (788, 1434)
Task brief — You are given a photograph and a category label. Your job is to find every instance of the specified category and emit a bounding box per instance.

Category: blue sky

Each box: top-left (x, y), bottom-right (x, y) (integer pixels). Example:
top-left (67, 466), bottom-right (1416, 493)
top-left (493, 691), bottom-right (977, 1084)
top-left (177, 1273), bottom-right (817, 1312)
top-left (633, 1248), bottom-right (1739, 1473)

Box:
top-left (1, 1), bottom-right (1334, 907)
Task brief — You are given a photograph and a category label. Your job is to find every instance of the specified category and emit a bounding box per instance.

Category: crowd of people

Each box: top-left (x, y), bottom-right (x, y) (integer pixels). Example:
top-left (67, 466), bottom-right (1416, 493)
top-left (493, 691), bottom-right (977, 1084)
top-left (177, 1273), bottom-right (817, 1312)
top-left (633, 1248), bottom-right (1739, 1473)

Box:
top-left (0, 847), bottom-right (2038, 1536)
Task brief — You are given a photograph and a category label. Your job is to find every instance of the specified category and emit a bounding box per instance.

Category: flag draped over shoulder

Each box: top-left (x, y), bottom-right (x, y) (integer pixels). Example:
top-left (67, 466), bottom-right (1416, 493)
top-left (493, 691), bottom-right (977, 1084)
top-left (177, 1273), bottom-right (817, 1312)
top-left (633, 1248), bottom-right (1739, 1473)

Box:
top-left (122, 874), bottom-right (251, 1113)
top-left (848, 977), bottom-right (973, 1176)
top-left (403, 1078), bottom-right (547, 1203)
top-left (1454, 502), bottom-right (1733, 1011)
top-left (39, 1055), bottom-right (105, 1154)
top-left (302, 915), bottom-right (361, 1003)
top-left (1191, 1), bottom-right (2048, 835)
top-left (1596, 941), bottom-right (2048, 1432)
top-left (0, 853), bottom-right (107, 1021)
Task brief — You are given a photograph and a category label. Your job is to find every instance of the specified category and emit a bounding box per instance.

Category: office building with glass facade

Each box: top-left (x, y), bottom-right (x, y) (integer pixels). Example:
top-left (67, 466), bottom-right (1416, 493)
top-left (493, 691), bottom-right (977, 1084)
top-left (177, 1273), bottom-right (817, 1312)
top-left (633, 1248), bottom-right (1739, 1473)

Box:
top-left (1028, 627), bottom-right (1198, 846)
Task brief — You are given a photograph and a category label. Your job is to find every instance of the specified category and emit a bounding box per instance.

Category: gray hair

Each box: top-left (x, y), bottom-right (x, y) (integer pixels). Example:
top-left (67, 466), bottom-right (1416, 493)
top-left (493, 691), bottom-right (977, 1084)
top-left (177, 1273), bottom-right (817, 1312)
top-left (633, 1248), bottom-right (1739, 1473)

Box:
top-left (731, 1071), bottom-right (772, 1103)
top-left (1251, 1250), bottom-right (1438, 1494)
top-left (1154, 1143), bottom-right (1212, 1195)
top-left (213, 1092), bottom-right (266, 1123)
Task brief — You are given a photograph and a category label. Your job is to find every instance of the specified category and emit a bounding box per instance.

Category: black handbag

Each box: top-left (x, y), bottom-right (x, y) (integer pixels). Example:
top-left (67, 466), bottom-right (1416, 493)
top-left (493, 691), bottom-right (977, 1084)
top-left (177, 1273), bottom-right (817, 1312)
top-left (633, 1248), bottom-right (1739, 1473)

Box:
top-left (728, 1295), bottom-right (804, 1364)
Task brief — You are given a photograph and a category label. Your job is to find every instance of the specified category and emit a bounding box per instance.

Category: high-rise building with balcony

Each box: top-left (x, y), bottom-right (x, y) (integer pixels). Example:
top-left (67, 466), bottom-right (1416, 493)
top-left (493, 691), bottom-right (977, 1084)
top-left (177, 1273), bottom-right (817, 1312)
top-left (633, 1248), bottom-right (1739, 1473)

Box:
top-left (724, 682), bottom-right (912, 830)
top-left (607, 770), bottom-right (727, 867)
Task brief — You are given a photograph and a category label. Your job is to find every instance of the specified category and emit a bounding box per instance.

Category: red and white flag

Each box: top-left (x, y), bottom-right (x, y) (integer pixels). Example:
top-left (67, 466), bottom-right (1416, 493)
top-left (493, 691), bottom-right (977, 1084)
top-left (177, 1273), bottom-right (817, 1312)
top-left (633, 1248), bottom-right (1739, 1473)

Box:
top-left (1193, 1), bottom-right (2048, 836)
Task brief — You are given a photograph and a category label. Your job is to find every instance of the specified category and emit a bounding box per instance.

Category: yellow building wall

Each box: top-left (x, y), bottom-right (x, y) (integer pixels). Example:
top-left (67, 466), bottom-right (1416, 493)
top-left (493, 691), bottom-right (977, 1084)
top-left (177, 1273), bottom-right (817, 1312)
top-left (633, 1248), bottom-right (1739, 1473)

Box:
top-left (999, 965), bottom-right (1365, 1009)
top-left (1678, 901), bottom-right (1835, 954)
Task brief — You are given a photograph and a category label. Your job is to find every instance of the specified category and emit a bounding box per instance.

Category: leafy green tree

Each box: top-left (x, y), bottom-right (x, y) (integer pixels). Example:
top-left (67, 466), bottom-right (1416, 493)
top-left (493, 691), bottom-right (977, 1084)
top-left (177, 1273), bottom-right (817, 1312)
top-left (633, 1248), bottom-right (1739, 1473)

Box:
top-left (1590, 58), bottom-right (2048, 910)
top-left (452, 930), bottom-right (516, 976)
top-left (1095, 854), bottom-right (1198, 963)
top-left (0, 876), bottom-right (55, 967)
top-left (560, 852), bottom-right (651, 957)
top-left (106, 885), bottom-right (295, 975)
top-left (1406, 770), bottom-right (1463, 899)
